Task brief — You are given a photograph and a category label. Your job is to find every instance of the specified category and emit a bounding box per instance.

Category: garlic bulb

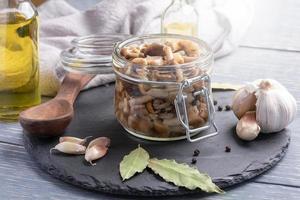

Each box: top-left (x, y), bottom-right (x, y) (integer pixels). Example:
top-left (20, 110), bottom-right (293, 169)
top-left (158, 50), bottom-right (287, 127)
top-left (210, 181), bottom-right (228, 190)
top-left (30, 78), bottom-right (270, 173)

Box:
top-left (236, 111), bottom-right (260, 141)
top-left (232, 83), bottom-right (257, 119)
top-left (232, 79), bottom-right (297, 133)
top-left (255, 79), bottom-right (297, 133)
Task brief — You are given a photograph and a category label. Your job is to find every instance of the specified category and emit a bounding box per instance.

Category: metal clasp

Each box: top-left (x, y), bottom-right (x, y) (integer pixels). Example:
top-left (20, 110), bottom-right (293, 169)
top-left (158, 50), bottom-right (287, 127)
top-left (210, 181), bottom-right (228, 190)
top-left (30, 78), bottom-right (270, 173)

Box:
top-left (174, 74), bottom-right (218, 142)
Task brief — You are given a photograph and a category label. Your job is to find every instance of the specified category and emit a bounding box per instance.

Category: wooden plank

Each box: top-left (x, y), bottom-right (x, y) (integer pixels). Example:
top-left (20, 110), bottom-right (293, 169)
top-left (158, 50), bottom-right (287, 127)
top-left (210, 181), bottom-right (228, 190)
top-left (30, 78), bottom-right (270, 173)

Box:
top-left (0, 122), bottom-right (23, 146)
top-left (254, 120), bottom-right (300, 187)
top-left (201, 183), bottom-right (300, 200)
top-left (241, 0), bottom-right (300, 51)
top-left (0, 142), bottom-right (299, 200)
top-left (214, 46), bottom-right (300, 103)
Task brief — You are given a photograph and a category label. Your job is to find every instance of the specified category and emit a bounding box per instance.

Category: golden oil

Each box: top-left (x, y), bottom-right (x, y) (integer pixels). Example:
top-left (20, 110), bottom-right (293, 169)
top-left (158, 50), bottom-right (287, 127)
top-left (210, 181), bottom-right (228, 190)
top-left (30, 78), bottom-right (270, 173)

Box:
top-left (0, 11), bottom-right (41, 120)
top-left (161, 0), bottom-right (199, 37)
top-left (163, 22), bottom-right (198, 37)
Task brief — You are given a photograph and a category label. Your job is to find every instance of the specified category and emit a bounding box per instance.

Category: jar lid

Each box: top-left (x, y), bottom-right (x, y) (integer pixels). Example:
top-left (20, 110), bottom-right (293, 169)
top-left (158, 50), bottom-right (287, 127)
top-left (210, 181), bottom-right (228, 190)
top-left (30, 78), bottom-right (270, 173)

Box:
top-left (60, 34), bottom-right (130, 74)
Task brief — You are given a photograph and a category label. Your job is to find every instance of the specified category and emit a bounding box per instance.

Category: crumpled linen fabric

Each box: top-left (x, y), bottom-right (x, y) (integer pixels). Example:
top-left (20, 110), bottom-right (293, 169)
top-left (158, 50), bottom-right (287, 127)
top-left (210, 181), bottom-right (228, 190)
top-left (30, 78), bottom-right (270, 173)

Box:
top-left (38, 0), bottom-right (254, 96)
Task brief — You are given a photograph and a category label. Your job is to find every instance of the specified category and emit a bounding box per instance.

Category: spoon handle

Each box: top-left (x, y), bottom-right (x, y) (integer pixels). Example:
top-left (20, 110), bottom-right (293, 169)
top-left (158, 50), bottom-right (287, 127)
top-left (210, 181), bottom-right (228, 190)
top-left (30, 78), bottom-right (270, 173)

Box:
top-left (56, 73), bottom-right (95, 105)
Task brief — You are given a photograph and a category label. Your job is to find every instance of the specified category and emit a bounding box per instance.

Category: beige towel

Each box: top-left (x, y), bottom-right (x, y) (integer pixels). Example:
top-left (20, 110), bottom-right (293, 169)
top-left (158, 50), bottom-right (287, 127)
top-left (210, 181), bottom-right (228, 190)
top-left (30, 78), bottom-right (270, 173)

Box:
top-left (38, 0), bottom-right (254, 96)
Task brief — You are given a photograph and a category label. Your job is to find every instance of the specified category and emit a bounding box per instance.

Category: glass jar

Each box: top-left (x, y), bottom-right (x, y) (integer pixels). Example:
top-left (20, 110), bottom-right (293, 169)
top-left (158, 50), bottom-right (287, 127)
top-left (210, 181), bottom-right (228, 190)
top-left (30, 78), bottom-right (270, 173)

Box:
top-left (113, 34), bottom-right (217, 142)
top-left (0, 0), bottom-right (40, 120)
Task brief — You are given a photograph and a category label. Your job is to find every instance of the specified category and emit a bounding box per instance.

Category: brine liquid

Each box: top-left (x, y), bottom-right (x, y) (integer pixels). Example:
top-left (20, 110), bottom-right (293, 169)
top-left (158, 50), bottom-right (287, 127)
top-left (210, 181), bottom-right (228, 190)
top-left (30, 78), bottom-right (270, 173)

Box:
top-left (163, 22), bottom-right (198, 36)
top-left (0, 12), bottom-right (41, 120)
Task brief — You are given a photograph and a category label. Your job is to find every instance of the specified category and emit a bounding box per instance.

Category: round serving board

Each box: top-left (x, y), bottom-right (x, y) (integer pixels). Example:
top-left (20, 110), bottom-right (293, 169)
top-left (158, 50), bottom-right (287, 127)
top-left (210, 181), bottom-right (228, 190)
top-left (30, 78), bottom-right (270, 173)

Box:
top-left (23, 84), bottom-right (290, 196)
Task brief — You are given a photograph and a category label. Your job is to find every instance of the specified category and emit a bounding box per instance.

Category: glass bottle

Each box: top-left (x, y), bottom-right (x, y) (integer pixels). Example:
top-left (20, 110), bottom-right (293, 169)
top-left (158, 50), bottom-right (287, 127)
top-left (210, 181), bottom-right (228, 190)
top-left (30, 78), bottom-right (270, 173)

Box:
top-left (161, 0), bottom-right (199, 37)
top-left (0, 0), bottom-right (40, 120)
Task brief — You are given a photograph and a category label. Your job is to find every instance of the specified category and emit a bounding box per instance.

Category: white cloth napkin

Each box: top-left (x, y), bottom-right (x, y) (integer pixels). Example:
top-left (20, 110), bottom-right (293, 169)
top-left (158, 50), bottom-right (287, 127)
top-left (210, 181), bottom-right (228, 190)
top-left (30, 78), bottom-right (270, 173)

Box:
top-left (38, 0), bottom-right (254, 96)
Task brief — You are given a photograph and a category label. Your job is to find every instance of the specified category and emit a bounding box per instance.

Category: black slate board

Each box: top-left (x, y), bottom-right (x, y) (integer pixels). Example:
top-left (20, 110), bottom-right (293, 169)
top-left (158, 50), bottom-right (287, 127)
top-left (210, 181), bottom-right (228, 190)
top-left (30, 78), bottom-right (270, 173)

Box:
top-left (23, 84), bottom-right (290, 196)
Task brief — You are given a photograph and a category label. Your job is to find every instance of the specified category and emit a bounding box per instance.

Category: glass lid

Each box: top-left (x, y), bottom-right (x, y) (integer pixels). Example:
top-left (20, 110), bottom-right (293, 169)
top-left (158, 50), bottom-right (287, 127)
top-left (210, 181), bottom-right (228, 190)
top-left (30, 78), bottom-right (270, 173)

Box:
top-left (60, 34), bottom-right (130, 74)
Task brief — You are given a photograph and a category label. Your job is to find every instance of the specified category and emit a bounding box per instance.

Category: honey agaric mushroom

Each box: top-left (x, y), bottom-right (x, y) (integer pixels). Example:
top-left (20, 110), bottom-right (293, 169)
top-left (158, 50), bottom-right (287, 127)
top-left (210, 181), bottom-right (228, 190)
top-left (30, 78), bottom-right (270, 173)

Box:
top-left (120, 47), bottom-right (142, 59)
top-left (163, 46), bottom-right (174, 63)
top-left (172, 53), bottom-right (185, 64)
top-left (178, 40), bottom-right (200, 57)
top-left (153, 120), bottom-right (170, 137)
top-left (146, 56), bottom-right (164, 66)
top-left (143, 43), bottom-right (165, 56)
top-left (183, 55), bottom-right (198, 63)
top-left (132, 58), bottom-right (148, 66)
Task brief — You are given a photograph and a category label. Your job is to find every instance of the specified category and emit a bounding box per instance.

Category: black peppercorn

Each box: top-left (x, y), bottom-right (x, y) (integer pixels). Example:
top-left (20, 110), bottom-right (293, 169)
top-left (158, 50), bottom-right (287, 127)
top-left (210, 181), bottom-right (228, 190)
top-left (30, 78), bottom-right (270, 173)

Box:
top-left (191, 158), bottom-right (197, 164)
top-left (225, 105), bottom-right (231, 111)
top-left (225, 146), bottom-right (231, 153)
top-left (213, 100), bottom-right (218, 105)
top-left (217, 106), bottom-right (223, 111)
top-left (193, 149), bottom-right (200, 156)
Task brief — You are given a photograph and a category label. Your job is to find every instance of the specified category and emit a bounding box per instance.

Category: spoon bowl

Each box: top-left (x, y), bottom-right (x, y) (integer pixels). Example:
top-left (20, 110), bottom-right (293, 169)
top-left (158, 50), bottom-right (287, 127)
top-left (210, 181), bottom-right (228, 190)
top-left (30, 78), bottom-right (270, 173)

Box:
top-left (20, 99), bottom-right (74, 137)
top-left (19, 73), bottom-right (94, 137)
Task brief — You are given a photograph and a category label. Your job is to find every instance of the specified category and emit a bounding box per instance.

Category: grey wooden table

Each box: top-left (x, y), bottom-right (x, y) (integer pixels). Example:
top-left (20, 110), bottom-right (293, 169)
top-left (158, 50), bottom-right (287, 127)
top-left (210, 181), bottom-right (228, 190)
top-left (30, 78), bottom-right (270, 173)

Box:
top-left (1, 0), bottom-right (300, 199)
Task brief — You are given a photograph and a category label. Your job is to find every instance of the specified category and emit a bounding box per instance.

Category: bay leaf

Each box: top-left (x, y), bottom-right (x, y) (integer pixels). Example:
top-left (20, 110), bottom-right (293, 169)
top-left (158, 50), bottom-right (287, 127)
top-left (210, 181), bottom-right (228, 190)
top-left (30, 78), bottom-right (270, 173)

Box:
top-left (148, 158), bottom-right (224, 194)
top-left (119, 146), bottom-right (150, 181)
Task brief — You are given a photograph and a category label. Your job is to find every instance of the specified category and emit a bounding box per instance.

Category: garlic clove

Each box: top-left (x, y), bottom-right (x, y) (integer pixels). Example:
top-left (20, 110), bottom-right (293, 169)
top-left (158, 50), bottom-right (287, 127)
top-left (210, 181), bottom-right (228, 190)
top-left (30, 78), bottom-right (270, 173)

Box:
top-left (236, 111), bottom-right (261, 141)
top-left (255, 79), bottom-right (297, 133)
top-left (50, 142), bottom-right (86, 155)
top-left (85, 145), bottom-right (108, 166)
top-left (85, 137), bottom-right (111, 165)
top-left (59, 136), bottom-right (92, 145)
top-left (232, 83), bottom-right (257, 119)
top-left (87, 137), bottom-right (111, 149)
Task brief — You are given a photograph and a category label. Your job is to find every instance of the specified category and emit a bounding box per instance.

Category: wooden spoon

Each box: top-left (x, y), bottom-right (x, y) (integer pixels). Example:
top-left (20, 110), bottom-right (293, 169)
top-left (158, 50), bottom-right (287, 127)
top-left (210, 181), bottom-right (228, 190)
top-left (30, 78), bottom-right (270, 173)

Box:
top-left (20, 73), bottom-right (94, 137)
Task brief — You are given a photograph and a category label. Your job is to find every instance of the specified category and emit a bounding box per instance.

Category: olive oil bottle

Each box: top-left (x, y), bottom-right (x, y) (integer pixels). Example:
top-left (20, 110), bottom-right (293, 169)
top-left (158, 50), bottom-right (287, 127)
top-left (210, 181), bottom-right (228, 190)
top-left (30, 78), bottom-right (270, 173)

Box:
top-left (161, 0), bottom-right (198, 37)
top-left (0, 0), bottom-right (41, 120)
